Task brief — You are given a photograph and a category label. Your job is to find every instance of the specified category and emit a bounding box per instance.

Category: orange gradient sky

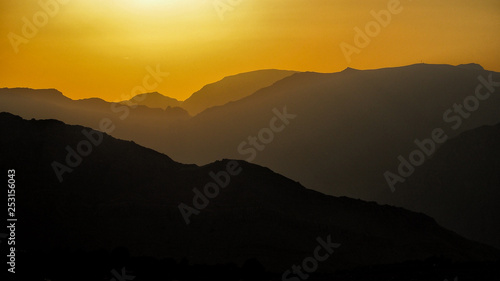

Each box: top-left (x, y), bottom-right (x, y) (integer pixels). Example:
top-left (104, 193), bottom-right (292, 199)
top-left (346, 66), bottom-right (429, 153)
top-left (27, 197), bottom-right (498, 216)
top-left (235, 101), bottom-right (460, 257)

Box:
top-left (1, 0), bottom-right (499, 101)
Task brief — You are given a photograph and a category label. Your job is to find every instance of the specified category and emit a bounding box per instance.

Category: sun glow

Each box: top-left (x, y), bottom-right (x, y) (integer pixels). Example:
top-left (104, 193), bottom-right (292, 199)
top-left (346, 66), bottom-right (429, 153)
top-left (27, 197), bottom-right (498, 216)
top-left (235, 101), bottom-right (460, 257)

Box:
top-left (116, 0), bottom-right (201, 11)
top-left (120, 0), bottom-right (177, 8)
top-left (0, 0), bottom-right (499, 101)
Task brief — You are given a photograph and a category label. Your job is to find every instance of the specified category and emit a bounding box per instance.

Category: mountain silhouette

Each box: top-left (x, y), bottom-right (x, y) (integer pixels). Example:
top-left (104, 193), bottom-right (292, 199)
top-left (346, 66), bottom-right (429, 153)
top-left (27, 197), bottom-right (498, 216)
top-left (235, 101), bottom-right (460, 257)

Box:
top-left (181, 69), bottom-right (297, 115)
top-left (155, 64), bottom-right (500, 248)
top-left (457, 63), bottom-right (485, 71)
top-left (121, 92), bottom-right (181, 110)
top-left (394, 123), bottom-right (500, 248)
top-left (0, 87), bottom-right (190, 148)
top-left (1, 64), bottom-right (500, 250)
top-left (0, 112), bottom-right (498, 279)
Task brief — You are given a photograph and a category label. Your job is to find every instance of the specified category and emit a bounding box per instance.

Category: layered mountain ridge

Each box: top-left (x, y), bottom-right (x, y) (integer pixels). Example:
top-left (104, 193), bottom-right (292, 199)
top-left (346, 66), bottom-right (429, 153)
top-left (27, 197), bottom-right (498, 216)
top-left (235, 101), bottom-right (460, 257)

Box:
top-left (1, 112), bottom-right (499, 277)
top-left (1, 63), bottom-right (499, 250)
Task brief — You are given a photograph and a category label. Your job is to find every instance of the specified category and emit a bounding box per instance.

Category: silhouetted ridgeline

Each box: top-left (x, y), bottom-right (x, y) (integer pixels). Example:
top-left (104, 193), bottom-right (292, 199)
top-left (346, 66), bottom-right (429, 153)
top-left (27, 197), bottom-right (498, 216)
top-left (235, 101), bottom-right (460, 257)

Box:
top-left (120, 91), bottom-right (182, 110)
top-left (180, 69), bottom-right (297, 115)
top-left (3, 64), bottom-right (498, 250)
top-left (0, 112), bottom-right (499, 280)
top-left (396, 123), bottom-right (500, 249)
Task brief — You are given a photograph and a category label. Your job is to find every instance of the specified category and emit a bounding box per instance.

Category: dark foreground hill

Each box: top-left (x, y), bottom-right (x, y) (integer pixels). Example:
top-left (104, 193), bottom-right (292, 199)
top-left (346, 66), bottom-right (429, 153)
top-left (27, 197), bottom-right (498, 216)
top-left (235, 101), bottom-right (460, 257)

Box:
top-left (395, 123), bottom-right (500, 249)
top-left (0, 112), bottom-right (499, 280)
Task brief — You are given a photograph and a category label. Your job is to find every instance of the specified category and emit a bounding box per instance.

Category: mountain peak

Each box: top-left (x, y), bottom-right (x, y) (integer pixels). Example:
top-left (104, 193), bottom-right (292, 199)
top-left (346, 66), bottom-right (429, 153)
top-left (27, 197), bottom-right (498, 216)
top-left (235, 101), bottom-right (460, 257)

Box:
top-left (123, 92), bottom-right (181, 110)
top-left (342, 67), bottom-right (360, 72)
top-left (0, 87), bottom-right (64, 96)
top-left (136, 91), bottom-right (166, 98)
top-left (181, 69), bottom-right (297, 116)
top-left (457, 63), bottom-right (484, 71)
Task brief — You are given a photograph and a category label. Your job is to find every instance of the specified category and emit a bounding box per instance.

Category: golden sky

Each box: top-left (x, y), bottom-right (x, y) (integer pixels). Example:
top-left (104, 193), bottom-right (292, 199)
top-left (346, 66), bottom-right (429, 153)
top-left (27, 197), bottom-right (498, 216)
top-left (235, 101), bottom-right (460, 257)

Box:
top-left (1, 0), bottom-right (499, 101)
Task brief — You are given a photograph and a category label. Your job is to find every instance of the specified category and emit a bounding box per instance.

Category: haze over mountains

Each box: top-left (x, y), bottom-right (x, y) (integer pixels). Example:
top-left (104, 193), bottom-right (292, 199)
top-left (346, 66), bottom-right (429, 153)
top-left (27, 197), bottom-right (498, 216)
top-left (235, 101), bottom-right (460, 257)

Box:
top-left (119, 69), bottom-right (297, 115)
top-left (1, 112), bottom-right (499, 280)
top-left (121, 92), bottom-right (182, 110)
top-left (180, 70), bottom-right (297, 115)
top-left (1, 63), bottom-right (500, 251)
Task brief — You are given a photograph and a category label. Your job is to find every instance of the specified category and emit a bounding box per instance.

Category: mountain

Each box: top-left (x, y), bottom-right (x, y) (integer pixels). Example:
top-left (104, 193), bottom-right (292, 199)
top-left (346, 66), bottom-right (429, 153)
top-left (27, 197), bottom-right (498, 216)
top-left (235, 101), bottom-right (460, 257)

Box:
top-left (163, 64), bottom-right (500, 200)
top-left (121, 92), bottom-right (182, 110)
top-left (394, 123), bottom-right (500, 249)
top-left (120, 70), bottom-right (297, 115)
top-left (153, 64), bottom-right (500, 248)
top-left (0, 87), bottom-right (190, 150)
top-left (457, 63), bottom-right (485, 71)
top-left (1, 64), bottom-right (500, 250)
top-left (162, 64), bottom-right (500, 249)
top-left (0, 112), bottom-right (499, 280)
top-left (181, 69), bottom-right (297, 115)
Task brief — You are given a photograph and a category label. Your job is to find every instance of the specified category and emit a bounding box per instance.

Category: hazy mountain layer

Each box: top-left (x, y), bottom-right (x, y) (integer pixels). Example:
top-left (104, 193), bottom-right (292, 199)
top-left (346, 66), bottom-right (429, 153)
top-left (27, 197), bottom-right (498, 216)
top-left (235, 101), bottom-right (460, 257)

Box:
top-left (181, 69), bottom-right (297, 115)
top-left (1, 64), bottom-right (499, 250)
top-left (121, 92), bottom-right (181, 110)
top-left (1, 112), bottom-right (498, 275)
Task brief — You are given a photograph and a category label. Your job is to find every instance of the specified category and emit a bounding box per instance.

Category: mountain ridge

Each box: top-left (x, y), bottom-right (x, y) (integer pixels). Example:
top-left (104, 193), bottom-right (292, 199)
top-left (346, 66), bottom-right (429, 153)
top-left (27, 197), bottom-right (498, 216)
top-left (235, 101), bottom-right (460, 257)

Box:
top-left (1, 112), bottom-right (499, 275)
top-left (181, 69), bottom-right (298, 115)
top-left (121, 91), bottom-right (182, 110)
top-left (2, 63), bottom-right (500, 250)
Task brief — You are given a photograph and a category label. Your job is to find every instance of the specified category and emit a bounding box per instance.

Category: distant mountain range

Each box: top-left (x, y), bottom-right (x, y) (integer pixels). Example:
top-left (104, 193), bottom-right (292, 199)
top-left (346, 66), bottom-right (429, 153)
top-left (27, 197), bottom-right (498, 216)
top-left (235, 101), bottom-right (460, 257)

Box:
top-left (180, 69), bottom-right (297, 115)
top-left (119, 69), bottom-right (297, 115)
top-left (121, 91), bottom-right (182, 110)
top-left (1, 63), bottom-right (499, 250)
top-left (0, 112), bottom-right (498, 278)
